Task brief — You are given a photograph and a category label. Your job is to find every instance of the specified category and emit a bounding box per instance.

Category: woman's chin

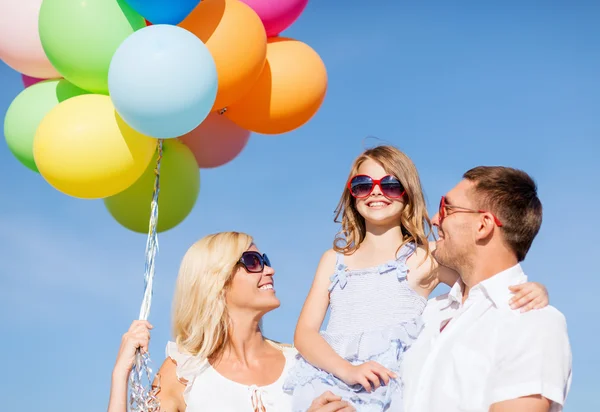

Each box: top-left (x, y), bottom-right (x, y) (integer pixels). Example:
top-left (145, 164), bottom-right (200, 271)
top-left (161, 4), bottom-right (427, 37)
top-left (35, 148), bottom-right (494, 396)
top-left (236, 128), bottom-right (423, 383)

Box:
top-left (256, 296), bottom-right (282, 313)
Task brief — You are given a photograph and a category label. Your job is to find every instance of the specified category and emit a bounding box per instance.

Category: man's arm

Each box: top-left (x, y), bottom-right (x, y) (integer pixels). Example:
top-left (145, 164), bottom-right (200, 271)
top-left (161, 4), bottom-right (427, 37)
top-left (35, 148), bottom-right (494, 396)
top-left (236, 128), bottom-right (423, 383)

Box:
top-left (489, 308), bottom-right (572, 411)
top-left (490, 394), bottom-right (551, 412)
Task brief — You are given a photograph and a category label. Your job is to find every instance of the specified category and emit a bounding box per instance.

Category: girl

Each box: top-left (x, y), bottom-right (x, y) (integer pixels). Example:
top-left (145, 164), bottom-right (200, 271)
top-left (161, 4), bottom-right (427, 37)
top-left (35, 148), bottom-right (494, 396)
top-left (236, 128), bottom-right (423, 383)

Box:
top-left (283, 145), bottom-right (549, 411)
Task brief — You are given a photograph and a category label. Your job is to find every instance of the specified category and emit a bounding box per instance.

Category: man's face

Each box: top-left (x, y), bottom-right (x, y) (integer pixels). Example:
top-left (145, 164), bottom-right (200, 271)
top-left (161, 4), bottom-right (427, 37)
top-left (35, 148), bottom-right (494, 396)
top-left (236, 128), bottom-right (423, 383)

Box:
top-left (431, 179), bottom-right (479, 271)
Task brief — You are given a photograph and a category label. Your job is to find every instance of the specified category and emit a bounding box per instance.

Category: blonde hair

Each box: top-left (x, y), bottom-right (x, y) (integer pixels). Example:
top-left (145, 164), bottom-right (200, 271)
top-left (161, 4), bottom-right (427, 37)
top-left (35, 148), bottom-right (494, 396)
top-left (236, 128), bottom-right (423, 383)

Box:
top-left (333, 145), bottom-right (433, 257)
top-left (171, 231), bottom-right (253, 360)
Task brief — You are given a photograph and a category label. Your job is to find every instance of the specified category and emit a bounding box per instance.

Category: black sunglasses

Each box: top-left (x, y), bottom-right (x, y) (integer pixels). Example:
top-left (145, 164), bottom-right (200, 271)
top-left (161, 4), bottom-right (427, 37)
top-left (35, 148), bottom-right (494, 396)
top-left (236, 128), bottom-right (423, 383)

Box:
top-left (238, 251), bottom-right (271, 273)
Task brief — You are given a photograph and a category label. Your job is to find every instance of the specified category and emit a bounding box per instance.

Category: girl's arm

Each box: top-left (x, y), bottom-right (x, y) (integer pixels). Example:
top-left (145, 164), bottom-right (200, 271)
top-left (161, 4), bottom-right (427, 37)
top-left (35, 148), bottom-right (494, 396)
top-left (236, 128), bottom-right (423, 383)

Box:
top-left (294, 250), bottom-right (351, 378)
top-left (509, 282), bottom-right (549, 312)
top-left (294, 250), bottom-right (395, 392)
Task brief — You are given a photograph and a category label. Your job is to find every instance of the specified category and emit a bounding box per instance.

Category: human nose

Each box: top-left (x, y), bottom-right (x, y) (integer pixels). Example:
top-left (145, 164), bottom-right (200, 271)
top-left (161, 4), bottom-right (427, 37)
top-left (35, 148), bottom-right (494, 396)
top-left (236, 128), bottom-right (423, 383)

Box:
top-left (432, 212), bottom-right (441, 227)
top-left (370, 182), bottom-right (383, 196)
top-left (263, 265), bottom-right (275, 276)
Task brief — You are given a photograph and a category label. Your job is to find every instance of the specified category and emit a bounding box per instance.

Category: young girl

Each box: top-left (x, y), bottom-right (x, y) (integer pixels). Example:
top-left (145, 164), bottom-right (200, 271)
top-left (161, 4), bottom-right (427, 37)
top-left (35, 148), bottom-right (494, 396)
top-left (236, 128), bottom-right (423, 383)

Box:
top-left (283, 145), bottom-right (549, 411)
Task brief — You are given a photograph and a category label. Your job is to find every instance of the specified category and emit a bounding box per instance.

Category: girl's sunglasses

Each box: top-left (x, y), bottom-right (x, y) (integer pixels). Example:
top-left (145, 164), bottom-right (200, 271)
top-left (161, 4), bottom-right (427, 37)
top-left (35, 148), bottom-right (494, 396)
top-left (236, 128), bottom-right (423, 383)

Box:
top-left (238, 251), bottom-right (271, 273)
top-left (348, 174), bottom-right (406, 199)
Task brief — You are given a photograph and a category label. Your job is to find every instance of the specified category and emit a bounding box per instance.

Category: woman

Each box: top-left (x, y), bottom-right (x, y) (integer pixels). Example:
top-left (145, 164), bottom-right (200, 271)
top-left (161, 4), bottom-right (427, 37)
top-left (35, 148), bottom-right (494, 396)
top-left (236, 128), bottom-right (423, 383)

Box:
top-left (108, 231), bottom-right (355, 412)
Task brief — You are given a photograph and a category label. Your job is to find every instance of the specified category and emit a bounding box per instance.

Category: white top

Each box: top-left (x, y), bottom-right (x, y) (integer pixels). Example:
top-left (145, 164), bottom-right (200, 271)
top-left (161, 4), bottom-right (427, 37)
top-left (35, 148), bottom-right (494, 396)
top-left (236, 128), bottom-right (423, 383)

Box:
top-left (166, 340), bottom-right (297, 411)
top-left (402, 264), bottom-right (573, 412)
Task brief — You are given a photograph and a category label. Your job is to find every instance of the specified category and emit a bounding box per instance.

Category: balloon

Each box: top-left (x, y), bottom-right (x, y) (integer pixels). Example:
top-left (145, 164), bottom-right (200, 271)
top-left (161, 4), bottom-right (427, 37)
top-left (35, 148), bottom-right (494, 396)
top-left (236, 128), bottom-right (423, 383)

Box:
top-left (104, 140), bottom-right (200, 233)
top-left (38, 0), bottom-right (146, 94)
top-left (33, 95), bottom-right (157, 199)
top-left (240, 0), bottom-right (308, 37)
top-left (4, 79), bottom-right (89, 173)
top-left (180, 0), bottom-right (267, 111)
top-left (22, 74), bottom-right (45, 88)
top-left (180, 113), bottom-right (250, 168)
top-left (124, 0), bottom-right (200, 25)
top-left (225, 37), bottom-right (327, 134)
top-left (0, 0), bottom-right (61, 78)
top-left (108, 25), bottom-right (218, 139)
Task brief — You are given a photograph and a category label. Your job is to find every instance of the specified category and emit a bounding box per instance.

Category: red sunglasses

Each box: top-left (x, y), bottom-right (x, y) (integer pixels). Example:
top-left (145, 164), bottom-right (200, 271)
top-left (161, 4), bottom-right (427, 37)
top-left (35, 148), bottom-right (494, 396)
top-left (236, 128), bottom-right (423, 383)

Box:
top-left (438, 196), bottom-right (503, 227)
top-left (348, 175), bottom-right (406, 199)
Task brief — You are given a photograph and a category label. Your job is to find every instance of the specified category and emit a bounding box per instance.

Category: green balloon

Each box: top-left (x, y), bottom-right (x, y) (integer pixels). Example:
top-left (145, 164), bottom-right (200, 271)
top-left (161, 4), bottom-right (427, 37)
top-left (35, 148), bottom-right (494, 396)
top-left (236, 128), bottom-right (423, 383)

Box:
top-left (39, 0), bottom-right (146, 94)
top-left (104, 139), bottom-right (200, 233)
top-left (3, 79), bottom-right (89, 173)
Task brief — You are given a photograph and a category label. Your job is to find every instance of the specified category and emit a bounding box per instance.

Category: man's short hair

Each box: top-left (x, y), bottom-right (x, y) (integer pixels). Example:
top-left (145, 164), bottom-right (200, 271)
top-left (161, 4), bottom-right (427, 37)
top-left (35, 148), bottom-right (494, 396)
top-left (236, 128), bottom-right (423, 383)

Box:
top-left (463, 166), bottom-right (543, 261)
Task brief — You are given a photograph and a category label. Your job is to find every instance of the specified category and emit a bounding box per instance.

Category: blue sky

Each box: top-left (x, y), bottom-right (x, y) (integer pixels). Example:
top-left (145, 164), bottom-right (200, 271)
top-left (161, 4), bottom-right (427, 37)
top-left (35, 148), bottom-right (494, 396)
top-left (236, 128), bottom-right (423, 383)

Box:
top-left (1, 0), bottom-right (598, 410)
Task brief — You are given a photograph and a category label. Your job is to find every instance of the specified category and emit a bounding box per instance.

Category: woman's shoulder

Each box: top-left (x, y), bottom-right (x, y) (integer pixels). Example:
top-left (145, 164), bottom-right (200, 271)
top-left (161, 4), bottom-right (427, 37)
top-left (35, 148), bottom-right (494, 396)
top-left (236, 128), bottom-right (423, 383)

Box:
top-left (165, 341), bottom-right (210, 382)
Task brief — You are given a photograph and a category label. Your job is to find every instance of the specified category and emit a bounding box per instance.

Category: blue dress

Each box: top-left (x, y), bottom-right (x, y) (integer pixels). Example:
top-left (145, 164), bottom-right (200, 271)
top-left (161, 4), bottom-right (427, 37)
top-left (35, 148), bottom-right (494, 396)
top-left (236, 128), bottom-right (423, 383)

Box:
top-left (283, 242), bottom-right (426, 412)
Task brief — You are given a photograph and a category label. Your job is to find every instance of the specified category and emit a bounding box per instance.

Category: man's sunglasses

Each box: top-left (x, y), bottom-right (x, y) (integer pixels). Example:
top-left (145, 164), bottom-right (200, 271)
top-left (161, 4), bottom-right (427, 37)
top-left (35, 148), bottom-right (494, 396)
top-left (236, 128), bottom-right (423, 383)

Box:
top-left (348, 174), bottom-right (406, 199)
top-left (438, 196), bottom-right (503, 227)
top-left (238, 251), bottom-right (271, 273)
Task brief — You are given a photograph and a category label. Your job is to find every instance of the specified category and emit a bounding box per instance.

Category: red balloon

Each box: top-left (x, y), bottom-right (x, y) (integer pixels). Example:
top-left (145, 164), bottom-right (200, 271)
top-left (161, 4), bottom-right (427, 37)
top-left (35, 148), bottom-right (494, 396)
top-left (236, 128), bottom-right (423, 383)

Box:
top-left (180, 112), bottom-right (250, 168)
top-left (22, 74), bottom-right (45, 88)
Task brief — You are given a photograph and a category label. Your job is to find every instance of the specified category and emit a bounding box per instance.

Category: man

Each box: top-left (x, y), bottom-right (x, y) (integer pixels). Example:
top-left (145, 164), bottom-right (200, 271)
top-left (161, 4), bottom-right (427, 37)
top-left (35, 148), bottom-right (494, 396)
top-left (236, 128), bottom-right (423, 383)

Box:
top-left (403, 166), bottom-right (572, 412)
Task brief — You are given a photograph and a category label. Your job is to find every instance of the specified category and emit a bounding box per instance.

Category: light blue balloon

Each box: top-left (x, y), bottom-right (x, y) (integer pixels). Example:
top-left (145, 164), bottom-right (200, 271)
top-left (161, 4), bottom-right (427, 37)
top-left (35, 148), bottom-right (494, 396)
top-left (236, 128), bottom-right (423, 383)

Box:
top-left (108, 24), bottom-right (218, 139)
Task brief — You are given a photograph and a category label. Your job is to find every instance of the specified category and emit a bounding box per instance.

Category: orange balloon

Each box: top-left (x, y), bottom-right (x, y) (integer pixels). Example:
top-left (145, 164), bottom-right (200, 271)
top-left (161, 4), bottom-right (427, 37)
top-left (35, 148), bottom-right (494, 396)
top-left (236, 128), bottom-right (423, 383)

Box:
top-left (180, 0), bottom-right (267, 111)
top-left (225, 37), bottom-right (327, 135)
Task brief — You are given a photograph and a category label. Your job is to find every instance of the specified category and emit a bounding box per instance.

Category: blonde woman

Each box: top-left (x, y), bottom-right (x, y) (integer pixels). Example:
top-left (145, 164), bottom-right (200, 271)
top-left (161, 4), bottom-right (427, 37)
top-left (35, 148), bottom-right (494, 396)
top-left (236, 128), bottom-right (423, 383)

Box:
top-left (108, 232), bottom-right (354, 412)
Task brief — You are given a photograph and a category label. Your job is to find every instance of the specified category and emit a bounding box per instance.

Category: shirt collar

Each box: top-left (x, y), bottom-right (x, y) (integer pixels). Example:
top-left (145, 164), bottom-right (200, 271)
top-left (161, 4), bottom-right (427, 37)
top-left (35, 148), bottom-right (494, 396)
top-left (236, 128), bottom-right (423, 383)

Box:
top-left (447, 280), bottom-right (463, 305)
top-left (445, 264), bottom-right (528, 309)
top-left (478, 263), bottom-right (528, 308)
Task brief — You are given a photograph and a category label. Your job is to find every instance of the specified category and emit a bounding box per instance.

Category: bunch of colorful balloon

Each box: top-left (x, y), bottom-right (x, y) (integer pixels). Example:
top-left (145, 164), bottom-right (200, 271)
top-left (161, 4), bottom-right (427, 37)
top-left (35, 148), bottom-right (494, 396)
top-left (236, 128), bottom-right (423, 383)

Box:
top-left (0, 0), bottom-right (327, 234)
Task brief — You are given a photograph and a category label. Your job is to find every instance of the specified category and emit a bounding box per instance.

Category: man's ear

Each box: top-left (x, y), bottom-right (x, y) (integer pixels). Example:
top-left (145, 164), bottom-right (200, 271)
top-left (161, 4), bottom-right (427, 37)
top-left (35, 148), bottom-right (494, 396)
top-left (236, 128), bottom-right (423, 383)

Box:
top-left (474, 213), bottom-right (496, 241)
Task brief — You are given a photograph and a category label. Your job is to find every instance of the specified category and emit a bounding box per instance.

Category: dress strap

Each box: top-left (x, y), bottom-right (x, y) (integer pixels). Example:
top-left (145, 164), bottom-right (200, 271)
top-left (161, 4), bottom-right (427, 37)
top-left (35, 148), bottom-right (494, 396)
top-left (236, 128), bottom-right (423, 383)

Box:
top-left (265, 338), bottom-right (293, 350)
top-left (396, 241), bottom-right (417, 261)
top-left (328, 252), bottom-right (348, 292)
top-left (375, 242), bottom-right (416, 280)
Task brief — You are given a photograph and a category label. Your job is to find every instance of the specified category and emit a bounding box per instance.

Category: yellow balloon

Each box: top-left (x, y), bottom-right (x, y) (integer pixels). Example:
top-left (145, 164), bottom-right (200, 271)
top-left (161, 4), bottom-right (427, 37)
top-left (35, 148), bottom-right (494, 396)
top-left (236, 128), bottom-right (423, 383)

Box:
top-left (34, 94), bottom-right (157, 199)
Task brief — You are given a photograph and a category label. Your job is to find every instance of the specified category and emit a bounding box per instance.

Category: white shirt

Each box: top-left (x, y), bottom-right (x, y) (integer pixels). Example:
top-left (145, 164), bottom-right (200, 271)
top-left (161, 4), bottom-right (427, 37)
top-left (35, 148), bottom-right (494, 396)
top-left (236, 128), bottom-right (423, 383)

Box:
top-left (166, 340), bottom-right (297, 411)
top-left (403, 264), bottom-right (572, 412)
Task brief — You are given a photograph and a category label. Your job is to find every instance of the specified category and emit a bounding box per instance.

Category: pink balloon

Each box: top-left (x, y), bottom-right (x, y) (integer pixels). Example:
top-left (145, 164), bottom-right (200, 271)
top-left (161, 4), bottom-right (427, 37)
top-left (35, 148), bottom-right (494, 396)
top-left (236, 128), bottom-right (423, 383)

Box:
top-left (180, 112), bottom-right (251, 168)
top-left (21, 74), bottom-right (45, 88)
top-left (0, 0), bottom-right (61, 78)
top-left (240, 0), bottom-right (309, 37)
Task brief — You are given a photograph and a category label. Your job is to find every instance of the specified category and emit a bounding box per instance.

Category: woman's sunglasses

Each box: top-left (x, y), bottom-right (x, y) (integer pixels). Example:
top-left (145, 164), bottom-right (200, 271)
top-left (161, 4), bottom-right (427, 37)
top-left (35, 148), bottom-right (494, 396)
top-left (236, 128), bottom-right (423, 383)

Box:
top-left (348, 174), bottom-right (406, 199)
top-left (238, 251), bottom-right (271, 273)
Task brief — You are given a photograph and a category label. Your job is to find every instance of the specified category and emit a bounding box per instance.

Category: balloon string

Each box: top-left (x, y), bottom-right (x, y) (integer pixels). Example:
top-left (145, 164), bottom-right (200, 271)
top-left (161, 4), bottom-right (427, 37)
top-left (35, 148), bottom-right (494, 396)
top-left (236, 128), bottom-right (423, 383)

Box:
top-left (129, 139), bottom-right (163, 412)
top-left (138, 139), bottom-right (163, 321)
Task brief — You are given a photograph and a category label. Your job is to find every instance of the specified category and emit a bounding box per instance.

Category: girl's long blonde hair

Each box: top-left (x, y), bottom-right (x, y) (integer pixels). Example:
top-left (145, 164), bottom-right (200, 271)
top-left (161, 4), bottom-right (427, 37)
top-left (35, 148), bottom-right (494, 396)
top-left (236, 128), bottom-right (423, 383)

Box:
top-left (171, 231), bottom-right (253, 360)
top-left (333, 145), bottom-right (433, 257)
